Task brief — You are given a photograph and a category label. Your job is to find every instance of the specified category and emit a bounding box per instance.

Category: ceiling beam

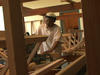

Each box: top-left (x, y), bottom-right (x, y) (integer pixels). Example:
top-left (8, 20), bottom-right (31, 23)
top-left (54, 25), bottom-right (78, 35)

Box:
top-left (21, 0), bottom-right (37, 2)
top-left (0, 0), bottom-right (37, 6)
top-left (23, 2), bottom-right (81, 16)
top-left (61, 0), bottom-right (77, 4)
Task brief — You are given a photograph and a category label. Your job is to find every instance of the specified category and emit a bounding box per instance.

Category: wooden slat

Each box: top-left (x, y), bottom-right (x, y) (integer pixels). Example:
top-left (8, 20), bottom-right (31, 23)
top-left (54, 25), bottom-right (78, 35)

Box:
top-left (82, 0), bottom-right (100, 75)
top-left (63, 38), bottom-right (85, 53)
top-left (56, 54), bottom-right (86, 75)
top-left (3, 0), bottom-right (28, 74)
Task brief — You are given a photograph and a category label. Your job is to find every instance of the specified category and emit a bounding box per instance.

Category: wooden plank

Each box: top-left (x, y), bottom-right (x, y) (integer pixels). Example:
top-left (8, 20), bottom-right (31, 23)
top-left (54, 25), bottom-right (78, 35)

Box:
top-left (27, 42), bottom-right (41, 64)
top-left (0, 35), bottom-right (47, 48)
top-left (3, 0), bottom-right (28, 75)
top-left (56, 54), bottom-right (86, 75)
top-left (62, 33), bottom-right (72, 37)
top-left (23, 2), bottom-right (81, 16)
top-left (31, 58), bottom-right (65, 75)
top-left (63, 12), bottom-right (82, 16)
top-left (81, 0), bottom-right (100, 75)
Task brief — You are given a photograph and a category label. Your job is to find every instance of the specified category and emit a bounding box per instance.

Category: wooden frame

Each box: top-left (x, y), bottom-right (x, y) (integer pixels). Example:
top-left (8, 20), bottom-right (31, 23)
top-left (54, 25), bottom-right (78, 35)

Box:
top-left (82, 0), bottom-right (100, 75)
top-left (0, 0), bottom-right (89, 75)
top-left (3, 0), bottom-right (28, 74)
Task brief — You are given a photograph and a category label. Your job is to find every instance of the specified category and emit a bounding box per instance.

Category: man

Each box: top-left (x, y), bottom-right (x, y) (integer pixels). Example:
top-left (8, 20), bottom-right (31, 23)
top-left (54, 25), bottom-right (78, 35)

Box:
top-left (36, 12), bottom-right (62, 55)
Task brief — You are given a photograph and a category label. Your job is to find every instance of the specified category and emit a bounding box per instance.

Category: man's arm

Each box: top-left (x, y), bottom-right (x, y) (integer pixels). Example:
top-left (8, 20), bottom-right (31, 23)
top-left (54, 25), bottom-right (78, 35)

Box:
top-left (45, 41), bottom-right (58, 53)
top-left (42, 27), bottom-right (61, 54)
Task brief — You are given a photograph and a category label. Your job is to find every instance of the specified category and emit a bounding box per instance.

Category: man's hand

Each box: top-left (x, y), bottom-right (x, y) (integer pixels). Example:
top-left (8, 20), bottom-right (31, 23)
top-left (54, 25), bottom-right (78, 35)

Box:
top-left (41, 50), bottom-right (53, 55)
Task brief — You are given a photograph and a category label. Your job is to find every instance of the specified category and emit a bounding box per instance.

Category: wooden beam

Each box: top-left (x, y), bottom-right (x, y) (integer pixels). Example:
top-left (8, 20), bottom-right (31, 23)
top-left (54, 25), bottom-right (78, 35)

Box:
top-left (23, 2), bottom-right (81, 16)
top-left (0, 0), bottom-right (37, 6)
top-left (63, 12), bottom-right (82, 16)
top-left (82, 0), bottom-right (100, 75)
top-left (3, 0), bottom-right (28, 75)
top-left (57, 13), bottom-right (82, 20)
top-left (27, 42), bottom-right (41, 64)
top-left (32, 58), bottom-right (65, 75)
top-left (0, 35), bottom-right (47, 48)
top-left (56, 54), bottom-right (86, 75)
top-left (21, 0), bottom-right (37, 3)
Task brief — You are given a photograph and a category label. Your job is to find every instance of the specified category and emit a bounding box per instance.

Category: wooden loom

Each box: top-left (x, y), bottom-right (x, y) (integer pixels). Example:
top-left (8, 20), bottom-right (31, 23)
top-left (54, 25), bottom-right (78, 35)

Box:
top-left (0, 30), bottom-right (86, 75)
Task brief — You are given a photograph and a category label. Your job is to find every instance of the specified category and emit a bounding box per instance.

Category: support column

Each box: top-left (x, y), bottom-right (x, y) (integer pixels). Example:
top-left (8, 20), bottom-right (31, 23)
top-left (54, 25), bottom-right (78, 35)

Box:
top-left (82, 0), bottom-right (100, 75)
top-left (3, 0), bottom-right (28, 75)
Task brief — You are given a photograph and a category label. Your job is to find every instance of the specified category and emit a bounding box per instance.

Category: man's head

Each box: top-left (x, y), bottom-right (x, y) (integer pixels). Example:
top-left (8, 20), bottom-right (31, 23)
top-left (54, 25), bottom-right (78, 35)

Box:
top-left (44, 12), bottom-right (56, 27)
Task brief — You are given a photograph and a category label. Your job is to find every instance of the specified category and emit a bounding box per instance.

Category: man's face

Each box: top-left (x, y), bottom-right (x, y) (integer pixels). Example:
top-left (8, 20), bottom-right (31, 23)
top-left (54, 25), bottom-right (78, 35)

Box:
top-left (44, 17), bottom-right (54, 27)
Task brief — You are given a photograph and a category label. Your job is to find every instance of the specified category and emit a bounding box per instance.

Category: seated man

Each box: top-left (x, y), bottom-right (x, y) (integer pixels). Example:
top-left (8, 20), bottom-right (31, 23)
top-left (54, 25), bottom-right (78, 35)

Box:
top-left (36, 12), bottom-right (62, 56)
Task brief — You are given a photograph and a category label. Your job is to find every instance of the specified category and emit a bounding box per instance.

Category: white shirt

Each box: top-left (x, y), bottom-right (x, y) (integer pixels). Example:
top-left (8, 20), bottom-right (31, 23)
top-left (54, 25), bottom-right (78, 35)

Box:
top-left (36, 24), bottom-right (61, 54)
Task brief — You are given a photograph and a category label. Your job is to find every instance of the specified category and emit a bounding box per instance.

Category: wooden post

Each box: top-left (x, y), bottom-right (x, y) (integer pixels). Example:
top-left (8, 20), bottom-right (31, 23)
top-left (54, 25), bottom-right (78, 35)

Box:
top-left (20, 3), bottom-right (26, 33)
top-left (82, 0), bottom-right (100, 75)
top-left (3, 0), bottom-right (28, 75)
top-left (31, 21), bottom-right (34, 35)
